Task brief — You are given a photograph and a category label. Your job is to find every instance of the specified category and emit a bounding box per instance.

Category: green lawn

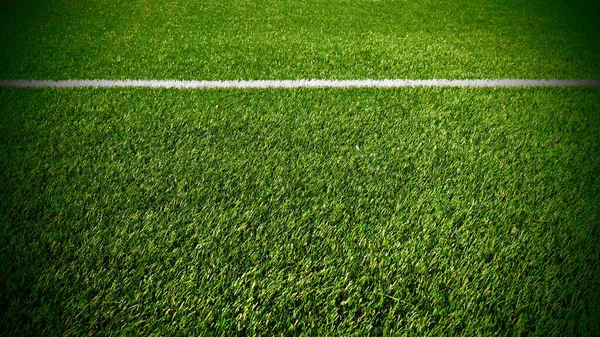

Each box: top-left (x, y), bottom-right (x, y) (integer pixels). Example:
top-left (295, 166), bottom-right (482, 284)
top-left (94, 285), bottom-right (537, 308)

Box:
top-left (1, 88), bottom-right (599, 335)
top-left (0, 0), bottom-right (599, 80)
top-left (1, 0), bottom-right (600, 335)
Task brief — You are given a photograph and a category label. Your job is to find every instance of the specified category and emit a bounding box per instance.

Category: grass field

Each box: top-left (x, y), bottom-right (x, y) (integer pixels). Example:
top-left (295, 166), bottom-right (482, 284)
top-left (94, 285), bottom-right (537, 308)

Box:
top-left (1, 0), bottom-right (600, 335)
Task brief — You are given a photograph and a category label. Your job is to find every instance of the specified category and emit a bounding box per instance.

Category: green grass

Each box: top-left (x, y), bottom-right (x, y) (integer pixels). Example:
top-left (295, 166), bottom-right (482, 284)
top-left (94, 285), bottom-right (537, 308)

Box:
top-left (2, 0), bottom-right (600, 335)
top-left (1, 88), bottom-right (599, 335)
top-left (0, 0), bottom-right (599, 80)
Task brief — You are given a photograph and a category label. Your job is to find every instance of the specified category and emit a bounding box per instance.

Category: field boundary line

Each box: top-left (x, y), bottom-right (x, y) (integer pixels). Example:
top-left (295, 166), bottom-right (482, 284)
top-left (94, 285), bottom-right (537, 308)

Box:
top-left (1, 79), bottom-right (600, 88)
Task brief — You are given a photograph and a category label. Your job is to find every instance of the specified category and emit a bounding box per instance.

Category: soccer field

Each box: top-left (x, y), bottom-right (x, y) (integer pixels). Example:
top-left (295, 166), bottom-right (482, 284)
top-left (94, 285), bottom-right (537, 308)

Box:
top-left (1, 0), bottom-right (599, 335)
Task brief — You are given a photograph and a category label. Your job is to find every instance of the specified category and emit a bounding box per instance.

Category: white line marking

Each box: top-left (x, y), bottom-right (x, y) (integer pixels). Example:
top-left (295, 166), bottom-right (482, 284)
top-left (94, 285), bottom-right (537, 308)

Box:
top-left (1, 79), bottom-right (599, 88)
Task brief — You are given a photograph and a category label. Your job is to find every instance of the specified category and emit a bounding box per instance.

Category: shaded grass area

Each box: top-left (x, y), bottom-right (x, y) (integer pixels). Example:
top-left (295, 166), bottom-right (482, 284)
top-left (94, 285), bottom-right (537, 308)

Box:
top-left (1, 0), bottom-right (600, 80)
top-left (1, 88), bottom-right (599, 335)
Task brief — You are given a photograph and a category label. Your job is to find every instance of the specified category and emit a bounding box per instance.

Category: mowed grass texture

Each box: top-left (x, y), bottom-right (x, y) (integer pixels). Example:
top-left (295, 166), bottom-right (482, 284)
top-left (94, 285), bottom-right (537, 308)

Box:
top-left (1, 0), bottom-right (600, 80)
top-left (1, 88), bottom-right (599, 335)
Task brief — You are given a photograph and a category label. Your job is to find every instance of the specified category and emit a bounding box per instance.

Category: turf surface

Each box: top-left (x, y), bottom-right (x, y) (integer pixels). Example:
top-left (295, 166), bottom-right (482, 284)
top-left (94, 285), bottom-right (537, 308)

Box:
top-left (0, 0), bottom-right (599, 80)
top-left (1, 88), bottom-right (599, 335)
top-left (1, 0), bottom-right (600, 335)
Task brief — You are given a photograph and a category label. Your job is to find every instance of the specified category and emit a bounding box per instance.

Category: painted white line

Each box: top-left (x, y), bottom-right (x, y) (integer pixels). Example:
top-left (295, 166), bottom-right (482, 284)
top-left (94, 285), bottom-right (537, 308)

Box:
top-left (0, 79), bottom-right (599, 88)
